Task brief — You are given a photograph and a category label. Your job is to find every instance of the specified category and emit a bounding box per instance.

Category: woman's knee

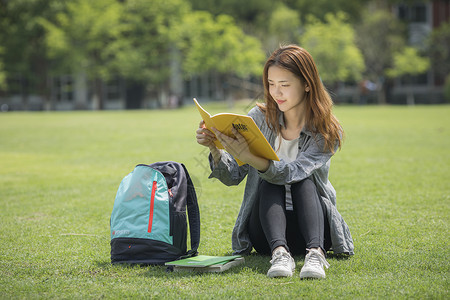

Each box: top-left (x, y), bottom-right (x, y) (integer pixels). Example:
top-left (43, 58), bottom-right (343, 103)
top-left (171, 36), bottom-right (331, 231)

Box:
top-left (291, 178), bottom-right (317, 195)
top-left (259, 180), bottom-right (285, 194)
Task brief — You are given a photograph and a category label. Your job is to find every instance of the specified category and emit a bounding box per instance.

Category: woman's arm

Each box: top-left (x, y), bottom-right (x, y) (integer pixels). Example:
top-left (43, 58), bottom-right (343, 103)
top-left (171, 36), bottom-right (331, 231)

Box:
top-left (259, 134), bottom-right (336, 185)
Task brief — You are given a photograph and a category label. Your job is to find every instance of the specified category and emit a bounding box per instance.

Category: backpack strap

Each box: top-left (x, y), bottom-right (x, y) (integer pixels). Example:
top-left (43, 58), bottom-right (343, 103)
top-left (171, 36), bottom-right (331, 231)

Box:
top-left (181, 163), bottom-right (201, 257)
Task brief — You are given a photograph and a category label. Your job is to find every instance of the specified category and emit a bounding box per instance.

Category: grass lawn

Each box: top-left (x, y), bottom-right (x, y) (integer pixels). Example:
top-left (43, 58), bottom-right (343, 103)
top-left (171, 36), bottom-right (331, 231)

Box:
top-left (0, 102), bottom-right (448, 299)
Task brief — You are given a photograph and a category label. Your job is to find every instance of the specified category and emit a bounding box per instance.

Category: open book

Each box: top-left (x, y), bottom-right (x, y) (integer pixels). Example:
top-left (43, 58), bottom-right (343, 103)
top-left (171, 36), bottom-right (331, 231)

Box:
top-left (194, 98), bottom-right (279, 166)
top-left (165, 255), bottom-right (244, 273)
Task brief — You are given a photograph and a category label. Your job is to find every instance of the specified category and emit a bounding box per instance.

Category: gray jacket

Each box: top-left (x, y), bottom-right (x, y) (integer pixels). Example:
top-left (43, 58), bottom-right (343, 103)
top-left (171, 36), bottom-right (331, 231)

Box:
top-left (208, 106), bottom-right (354, 255)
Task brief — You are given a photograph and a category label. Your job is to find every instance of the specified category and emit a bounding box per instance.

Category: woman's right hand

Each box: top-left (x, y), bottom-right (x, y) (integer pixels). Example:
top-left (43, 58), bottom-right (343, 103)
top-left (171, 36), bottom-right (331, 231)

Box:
top-left (196, 120), bottom-right (222, 166)
top-left (196, 120), bottom-right (217, 149)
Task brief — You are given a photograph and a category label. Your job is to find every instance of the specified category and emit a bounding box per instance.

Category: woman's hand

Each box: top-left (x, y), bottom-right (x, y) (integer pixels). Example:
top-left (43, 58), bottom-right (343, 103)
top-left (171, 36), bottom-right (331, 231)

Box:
top-left (196, 120), bottom-right (216, 148)
top-left (212, 127), bottom-right (270, 172)
top-left (196, 120), bottom-right (221, 165)
top-left (212, 127), bottom-right (250, 162)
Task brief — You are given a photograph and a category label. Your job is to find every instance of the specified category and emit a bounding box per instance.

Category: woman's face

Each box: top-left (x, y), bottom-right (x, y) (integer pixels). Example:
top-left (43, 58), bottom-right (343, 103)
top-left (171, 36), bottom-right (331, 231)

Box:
top-left (267, 65), bottom-right (309, 113)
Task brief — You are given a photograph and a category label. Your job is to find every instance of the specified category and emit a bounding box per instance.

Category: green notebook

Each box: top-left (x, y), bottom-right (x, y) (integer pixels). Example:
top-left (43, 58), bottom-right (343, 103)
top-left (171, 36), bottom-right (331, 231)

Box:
top-left (166, 255), bottom-right (242, 268)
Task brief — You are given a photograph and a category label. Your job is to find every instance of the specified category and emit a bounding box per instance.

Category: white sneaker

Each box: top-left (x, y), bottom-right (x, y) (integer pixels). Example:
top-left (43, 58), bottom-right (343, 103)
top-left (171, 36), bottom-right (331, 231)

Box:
top-left (299, 248), bottom-right (330, 279)
top-left (267, 248), bottom-right (295, 278)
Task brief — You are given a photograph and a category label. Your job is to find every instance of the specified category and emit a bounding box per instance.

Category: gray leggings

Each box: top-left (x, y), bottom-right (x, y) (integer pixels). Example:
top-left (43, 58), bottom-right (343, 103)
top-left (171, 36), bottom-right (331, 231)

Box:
top-left (248, 179), bottom-right (330, 255)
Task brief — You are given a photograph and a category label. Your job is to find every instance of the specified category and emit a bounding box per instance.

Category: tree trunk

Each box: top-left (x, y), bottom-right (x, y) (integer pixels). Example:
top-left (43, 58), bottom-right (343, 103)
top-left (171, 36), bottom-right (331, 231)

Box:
top-left (74, 71), bottom-right (88, 110)
top-left (169, 45), bottom-right (183, 106)
top-left (93, 78), bottom-right (104, 110)
top-left (21, 76), bottom-right (29, 110)
top-left (376, 78), bottom-right (386, 105)
top-left (159, 84), bottom-right (169, 108)
top-left (406, 88), bottom-right (415, 106)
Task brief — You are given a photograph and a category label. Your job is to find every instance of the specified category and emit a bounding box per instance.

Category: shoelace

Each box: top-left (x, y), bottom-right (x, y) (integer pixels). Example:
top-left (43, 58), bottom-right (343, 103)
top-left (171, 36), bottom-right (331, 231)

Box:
top-left (270, 250), bottom-right (292, 266)
top-left (305, 248), bottom-right (330, 269)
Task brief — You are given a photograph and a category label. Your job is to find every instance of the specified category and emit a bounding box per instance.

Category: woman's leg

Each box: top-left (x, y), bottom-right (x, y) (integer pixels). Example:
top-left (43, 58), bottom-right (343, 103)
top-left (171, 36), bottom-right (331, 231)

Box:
top-left (248, 180), bottom-right (296, 277)
top-left (291, 179), bottom-right (331, 279)
top-left (247, 190), bottom-right (271, 255)
top-left (248, 180), bottom-right (289, 254)
top-left (258, 180), bottom-right (290, 253)
top-left (285, 211), bottom-right (307, 255)
top-left (290, 178), bottom-right (325, 252)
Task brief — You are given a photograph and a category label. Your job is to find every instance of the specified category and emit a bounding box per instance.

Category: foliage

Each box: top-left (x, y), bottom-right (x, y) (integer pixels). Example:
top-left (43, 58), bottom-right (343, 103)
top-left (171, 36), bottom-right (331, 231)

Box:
top-left (0, 47), bottom-right (6, 89)
top-left (356, 10), bottom-right (406, 79)
top-left (266, 3), bottom-right (301, 49)
top-left (39, 0), bottom-right (124, 81)
top-left (284, 0), bottom-right (371, 23)
top-left (1, 0), bottom-right (445, 107)
top-left (0, 104), bottom-right (449, 298)
top-left (355, 9), bottom-right (407, 103)
top-left (386, 46), bottom-right (430, 105)
top-left (386, 46), bottom-right (430, 78)
top-left (188, 0), bottom-right (275, 24)
top-left (172, 12), bottom-right (265, 78)
top-left (38, 0), bottom-right (263, 86)
top-left (0, 0), bottom-right (64, 95)
top-left (0, 0), bottom-right (49, 73)
top-left (300, 13), bottom-right (365, 84)
top-left (427, 22), bottom-right (450, 79)
top-left (187, 0), bottom-right (371, 53)
top-left (444, 74), bottom-right (450, 103)
top-left (37, 0), bottom-right (127, 109)
top-left (107, 0), bottom-right (189, 84)
top-left (188, 0), bottom-right (370, 27)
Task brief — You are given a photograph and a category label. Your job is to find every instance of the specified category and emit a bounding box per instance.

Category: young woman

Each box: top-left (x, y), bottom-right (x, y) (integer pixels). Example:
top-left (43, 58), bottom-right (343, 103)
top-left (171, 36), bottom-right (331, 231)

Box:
top-left (196, 45), bottom-right (354, 279)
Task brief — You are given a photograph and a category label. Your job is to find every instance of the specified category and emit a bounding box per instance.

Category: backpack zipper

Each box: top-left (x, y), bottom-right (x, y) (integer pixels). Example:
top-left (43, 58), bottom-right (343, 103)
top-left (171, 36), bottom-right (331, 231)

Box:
top-left (147, 180), bottom-right (157, 233)
top-left (168, 188), bottom-right (174, 237)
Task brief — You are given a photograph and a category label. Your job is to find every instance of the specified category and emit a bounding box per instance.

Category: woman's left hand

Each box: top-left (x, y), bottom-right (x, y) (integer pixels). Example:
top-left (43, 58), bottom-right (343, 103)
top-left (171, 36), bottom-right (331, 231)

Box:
top-left (211, 127), bottom-right (270, 172)
top-left (212, 127), bottom-right (251, 163)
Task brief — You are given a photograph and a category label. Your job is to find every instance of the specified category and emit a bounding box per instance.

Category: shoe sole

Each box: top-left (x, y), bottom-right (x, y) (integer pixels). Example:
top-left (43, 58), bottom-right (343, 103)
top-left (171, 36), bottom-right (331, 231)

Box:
top-left (299, 269), bottom-right (325, 279)
top-left (267, 267), bottom-right (294, 278)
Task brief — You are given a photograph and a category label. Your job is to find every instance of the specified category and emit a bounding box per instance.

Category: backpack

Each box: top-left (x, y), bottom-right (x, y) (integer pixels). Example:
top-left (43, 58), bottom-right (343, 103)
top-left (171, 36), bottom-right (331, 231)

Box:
top-left (110, 161), bottom-right (200, 265)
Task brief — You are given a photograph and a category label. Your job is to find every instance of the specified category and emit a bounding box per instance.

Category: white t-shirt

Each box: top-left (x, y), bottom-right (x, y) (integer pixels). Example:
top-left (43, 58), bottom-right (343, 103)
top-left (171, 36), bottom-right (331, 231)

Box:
top-left (274, 135), bottom-right (299, 210)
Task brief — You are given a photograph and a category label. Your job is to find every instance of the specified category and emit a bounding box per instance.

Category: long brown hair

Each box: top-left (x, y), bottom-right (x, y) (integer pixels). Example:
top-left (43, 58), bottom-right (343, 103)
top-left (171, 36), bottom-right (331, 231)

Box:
top-left (257, 45), bottom-right (343, 153)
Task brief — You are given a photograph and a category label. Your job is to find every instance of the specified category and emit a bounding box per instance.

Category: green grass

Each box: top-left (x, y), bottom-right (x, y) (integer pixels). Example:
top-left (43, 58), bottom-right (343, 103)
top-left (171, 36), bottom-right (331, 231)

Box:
top-left (1, 103), bottom-right (449, 299)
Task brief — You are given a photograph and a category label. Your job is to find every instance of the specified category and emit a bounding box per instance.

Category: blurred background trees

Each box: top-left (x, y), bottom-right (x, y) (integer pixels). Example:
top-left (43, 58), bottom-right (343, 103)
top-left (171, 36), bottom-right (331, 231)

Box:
top-left (428, 21), bottom-right (450, 87)
top-left (39, 0), bottom-right (125, 109)
top-left (0, 0), bottom-right (448, 110)
top-left (300, 13), bottom-right (365, 86)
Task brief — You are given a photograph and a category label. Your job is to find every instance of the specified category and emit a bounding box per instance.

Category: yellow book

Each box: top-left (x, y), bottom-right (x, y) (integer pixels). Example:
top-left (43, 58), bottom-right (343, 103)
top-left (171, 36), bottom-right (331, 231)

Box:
top-left (194, 98), bottom-right (279, 166)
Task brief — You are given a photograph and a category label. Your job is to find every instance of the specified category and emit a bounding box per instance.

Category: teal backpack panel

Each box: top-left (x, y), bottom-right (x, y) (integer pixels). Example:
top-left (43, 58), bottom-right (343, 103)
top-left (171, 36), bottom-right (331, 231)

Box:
top-left (110, 165), bottom-right (172, 245)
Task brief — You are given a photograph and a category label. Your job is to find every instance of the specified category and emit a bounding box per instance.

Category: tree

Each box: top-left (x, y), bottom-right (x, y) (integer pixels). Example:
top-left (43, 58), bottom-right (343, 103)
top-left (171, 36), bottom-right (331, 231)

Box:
top-left (171, 11), bottom-right (266, 101)
top-left (355, 10), bottom-right (406, 104)
top-left (188, 0), bottom-right (370, 54)
top-left (266, 4), bottom-right (301, 50)
top-left (110, 0), bottom-right (189, 83)
top-left (284, 0), bottom-right (371, 23)
top-left (40, 0), bottom-right (125, 109)
top-left (427, 22), bottom-right (450, 81)
top-left (300, 13), bottom-right (365, 86)
top-left (0, 47), bottom-right (6, 90)
top-left (187, 0), bottom-right (275, 24)
top-left (0, 0), bottom-right (63, 110)
top-left (106, 0), bottom-right (190, 107)
top-left (444, 75), bottom-right (450, 103)
top-left (386, 46), bottom-right (430, 105)
top-left (172, 11), bottom-right (265, 78)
